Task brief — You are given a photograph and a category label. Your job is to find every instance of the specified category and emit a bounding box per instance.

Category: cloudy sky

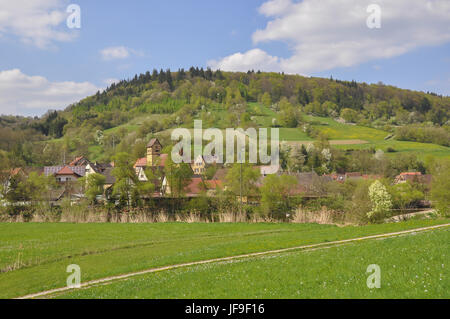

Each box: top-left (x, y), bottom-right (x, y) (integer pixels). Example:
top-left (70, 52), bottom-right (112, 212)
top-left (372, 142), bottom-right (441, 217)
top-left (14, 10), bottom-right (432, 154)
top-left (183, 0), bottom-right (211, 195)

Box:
top-left (1, 0), bottom-right (449, 116)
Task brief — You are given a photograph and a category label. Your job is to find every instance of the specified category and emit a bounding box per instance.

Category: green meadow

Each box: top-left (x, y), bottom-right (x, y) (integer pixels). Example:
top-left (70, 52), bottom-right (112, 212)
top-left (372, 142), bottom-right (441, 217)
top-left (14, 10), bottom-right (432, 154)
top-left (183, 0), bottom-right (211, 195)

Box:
top-left (332, 140), bottom-right (450, 159)
top-left (0, 219), bottom-right (448, 299)
top-left (304, 115), bottom-right (389, 141)
top-left (56, 227), bottom-right (449, 299)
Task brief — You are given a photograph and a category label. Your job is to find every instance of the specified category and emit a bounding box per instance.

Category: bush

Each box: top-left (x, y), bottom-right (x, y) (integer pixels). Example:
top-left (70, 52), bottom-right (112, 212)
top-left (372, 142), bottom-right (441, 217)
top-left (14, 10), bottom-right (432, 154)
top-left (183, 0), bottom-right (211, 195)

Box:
top-left (388, 182), bottom-right (424, 210)
top-left (430, 159), bottom-right (450, 216)
top-left (386, 147), bottom-right (396, 153)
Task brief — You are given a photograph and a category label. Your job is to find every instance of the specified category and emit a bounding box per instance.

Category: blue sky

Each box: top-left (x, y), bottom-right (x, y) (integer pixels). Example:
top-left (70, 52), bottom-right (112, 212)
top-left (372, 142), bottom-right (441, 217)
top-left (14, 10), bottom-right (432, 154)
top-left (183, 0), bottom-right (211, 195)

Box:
top-left (0, 0), bottom-right (449, 116)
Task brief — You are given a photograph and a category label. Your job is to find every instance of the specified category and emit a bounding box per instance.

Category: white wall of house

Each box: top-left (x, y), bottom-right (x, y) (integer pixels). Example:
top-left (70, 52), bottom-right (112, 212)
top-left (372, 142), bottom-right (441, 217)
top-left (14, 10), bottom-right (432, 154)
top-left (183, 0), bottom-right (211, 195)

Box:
top-left (137, 167), bottom-right (148, 181)
top-left (56, 175), bottom-right (78, 182)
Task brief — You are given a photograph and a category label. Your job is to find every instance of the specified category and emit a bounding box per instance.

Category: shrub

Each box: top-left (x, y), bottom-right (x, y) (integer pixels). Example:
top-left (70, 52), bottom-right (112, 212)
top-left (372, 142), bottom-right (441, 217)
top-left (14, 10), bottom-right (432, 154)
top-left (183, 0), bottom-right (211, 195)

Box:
top-left (386, 147), bottom-right (396, 153)
top-left (388, 182), bottom-right (424, 210)
top-left (430, 159), bottom-right (450, 216)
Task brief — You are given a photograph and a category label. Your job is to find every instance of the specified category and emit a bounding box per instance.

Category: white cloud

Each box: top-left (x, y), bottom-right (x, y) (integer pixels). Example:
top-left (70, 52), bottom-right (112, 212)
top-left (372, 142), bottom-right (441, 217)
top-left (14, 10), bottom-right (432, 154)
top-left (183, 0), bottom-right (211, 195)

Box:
top-left (208, 49), bottom-right (281, 72)
top-left (0, 0), bottom-right (77, 49)
top-left (100, 46), bottom-right (130, 60)
top-left (209, 0), bottom-right (450, 74)
top-left (0, 69), bottom-right (100, 115)
top-left (100, 46), bottom-right (144, 61)
top-left (258, 0), bottom-right (293, 17)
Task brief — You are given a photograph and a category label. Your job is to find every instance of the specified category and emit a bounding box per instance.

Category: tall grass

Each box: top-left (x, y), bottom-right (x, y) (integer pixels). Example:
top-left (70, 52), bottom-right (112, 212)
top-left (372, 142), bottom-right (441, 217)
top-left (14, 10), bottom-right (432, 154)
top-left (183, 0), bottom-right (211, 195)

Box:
top-left (1, 207), bottom-right (348, 225)
top-left (0, 201), bottom-right (406, 225)
top-left (292, 207), bottom-right (344, 224)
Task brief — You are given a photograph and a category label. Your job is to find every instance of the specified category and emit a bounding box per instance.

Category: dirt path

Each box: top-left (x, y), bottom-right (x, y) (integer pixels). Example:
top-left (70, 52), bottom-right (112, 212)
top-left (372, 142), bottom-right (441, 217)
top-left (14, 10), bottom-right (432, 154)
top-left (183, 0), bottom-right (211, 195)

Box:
top-left (16, 223), bottom-right (450, 299)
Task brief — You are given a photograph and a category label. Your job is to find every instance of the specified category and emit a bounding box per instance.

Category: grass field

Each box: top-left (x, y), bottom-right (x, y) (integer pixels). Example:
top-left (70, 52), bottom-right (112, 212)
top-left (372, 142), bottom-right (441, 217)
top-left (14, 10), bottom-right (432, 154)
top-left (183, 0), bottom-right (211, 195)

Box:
top-left (304, 115), bottom-right (389, 142)
top-left (55, 227), bottom-right (449, 299)
top-left (0, 219), bottom-right (448, 299)
top-left (332, 140), bottom-right (450, 159)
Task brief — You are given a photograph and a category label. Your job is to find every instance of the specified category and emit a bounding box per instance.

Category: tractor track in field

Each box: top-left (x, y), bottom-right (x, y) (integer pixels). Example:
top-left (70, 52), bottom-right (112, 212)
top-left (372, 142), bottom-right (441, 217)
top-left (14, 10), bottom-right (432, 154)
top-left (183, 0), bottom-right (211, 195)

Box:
top-left (16, 223), bottom-right (450, 299)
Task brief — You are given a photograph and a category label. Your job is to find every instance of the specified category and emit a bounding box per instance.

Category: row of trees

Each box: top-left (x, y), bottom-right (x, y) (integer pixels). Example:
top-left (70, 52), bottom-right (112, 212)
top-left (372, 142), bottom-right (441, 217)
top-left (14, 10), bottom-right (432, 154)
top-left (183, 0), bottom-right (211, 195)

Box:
top-left (396, 125), bottom-right (450, 147)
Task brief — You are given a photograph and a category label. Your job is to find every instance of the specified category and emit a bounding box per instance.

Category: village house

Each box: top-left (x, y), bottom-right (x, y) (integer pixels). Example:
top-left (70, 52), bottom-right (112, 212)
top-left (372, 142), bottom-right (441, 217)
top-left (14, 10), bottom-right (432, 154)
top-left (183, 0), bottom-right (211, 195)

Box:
top-left (161, 175), bottom-right (204, 197)
top-left (394, 172), bottom-right (432, 185)
top-left (190, 154), bottom-right (220, 175)
top-left (282, 171), bottom-right (323, 196)
top-left (133, 138), bottom-right (169, 197)
top-left (204, 179), bottom-right (224, 197)
top-left (134, 138), bottom-right (168, 180)
top-left (191, 155), bottom-right (207, 175)
top-left (44, 165), bottom-right (86, 182)
top-left (85, 161), bottom-right (112, 177)
top-left (40, 156), bottom-right (117, 203)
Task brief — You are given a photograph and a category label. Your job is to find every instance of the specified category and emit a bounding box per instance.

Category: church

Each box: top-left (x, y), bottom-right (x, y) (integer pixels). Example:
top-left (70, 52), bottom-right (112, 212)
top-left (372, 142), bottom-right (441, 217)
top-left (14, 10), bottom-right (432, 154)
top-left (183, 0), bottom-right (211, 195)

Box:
top-left (134, 138), bottom-right (169, 181)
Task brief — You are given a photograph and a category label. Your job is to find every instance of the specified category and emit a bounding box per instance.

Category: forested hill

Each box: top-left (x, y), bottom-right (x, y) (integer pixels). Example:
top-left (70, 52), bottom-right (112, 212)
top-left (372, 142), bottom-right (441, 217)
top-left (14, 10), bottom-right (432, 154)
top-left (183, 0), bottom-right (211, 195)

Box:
top-left (68, 67), bottom-right (448, 124)
top-left (1, 68), bottom-right (449, 167)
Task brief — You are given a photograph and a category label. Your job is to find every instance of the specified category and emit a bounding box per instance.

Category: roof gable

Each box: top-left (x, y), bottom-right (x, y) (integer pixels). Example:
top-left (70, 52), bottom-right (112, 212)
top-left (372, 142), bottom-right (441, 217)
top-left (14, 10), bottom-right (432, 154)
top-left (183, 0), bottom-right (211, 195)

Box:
top-left (147, 138), bottom-right (161, 148)
top-left (56, 166), bottom-right (80, 176)
top-left (69, 156), bottom-right (90, 166)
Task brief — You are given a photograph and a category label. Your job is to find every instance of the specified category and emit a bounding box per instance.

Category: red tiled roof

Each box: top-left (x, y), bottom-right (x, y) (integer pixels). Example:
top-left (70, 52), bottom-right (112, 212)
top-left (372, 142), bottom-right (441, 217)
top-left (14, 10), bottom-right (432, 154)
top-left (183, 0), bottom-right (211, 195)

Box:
top-left (204, 180), bottom-right (223, 189)
top-left (69, 156), bottom-right (83, 165)
top-left (134, 157), bottom-right (147, 168)
top-left (134, 154), bottom-right (168, 168)
top-left (400, 172), bottom-right (422, 176)
top-left (69, 156), bottom-right (90, 166)
top-left (345, 172), bottom-right (362, 177)
top-left (10, 168), bottom-right (22, 176)
top-left (184, 177), bottom-right (204, 196)
top-left (56, 166), bottom-right (80, 176)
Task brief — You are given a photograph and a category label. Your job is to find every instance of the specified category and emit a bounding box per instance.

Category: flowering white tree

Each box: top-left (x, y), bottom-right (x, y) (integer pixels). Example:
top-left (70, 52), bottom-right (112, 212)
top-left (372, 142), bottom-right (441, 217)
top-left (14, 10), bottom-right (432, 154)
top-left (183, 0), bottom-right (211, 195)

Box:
top-left (368, 180), bottom-right (393, 221)
top-left (321, 148), bottom-right (332, 162)
top-left (306, 143), bottom-right (315, 154)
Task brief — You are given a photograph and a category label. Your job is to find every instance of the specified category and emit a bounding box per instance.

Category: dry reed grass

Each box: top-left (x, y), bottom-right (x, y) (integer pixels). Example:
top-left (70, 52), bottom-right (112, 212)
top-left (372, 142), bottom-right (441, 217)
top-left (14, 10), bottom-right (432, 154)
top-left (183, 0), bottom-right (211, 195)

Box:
top-left (1, 204), bottom-right (350, 225)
